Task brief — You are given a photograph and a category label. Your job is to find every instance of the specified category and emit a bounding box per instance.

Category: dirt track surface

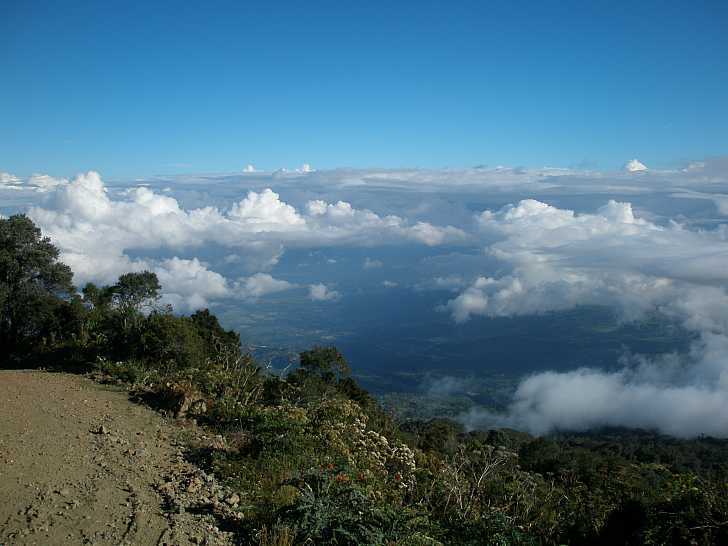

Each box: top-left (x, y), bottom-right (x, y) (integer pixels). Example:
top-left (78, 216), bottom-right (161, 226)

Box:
top-left (0, 370), bottom-right (237, 546)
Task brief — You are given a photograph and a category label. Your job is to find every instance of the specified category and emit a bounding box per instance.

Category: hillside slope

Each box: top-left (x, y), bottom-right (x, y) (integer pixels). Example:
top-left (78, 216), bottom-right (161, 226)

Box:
top-left (0, 370), bottom-right (235, 546)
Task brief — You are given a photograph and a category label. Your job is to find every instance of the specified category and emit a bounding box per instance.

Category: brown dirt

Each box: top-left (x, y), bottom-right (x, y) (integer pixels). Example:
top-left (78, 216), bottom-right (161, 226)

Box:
top-left (0, 370), bottom-right (239, 546)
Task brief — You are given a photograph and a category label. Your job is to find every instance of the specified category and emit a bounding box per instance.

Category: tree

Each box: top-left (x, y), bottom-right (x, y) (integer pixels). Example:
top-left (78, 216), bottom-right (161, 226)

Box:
top-left (111, 271), bottom-right (161, 313)
top-left (82, 282), bottom-right (113, 311)
top-left (138, 312), bottom-right (206, 371)
top-left (106, 270), bottom-right (162, 336)
top-left (190, 308), bottom-right (241, 358)
top-left (298, 346), bottom-right (351, 383)
top-left (0, 215), bottom-right (74, 361)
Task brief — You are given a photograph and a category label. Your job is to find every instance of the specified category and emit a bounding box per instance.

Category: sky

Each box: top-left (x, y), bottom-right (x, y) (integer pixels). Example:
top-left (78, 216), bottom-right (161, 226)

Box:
top-left (3, 2), bottom-right (728, 439)
top-left (2, 1), bottom-right (727, 177)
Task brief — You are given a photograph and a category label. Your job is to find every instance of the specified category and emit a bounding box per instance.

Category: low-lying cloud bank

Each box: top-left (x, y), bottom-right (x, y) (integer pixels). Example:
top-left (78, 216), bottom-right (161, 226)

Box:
top-left (450, 198), bottom-right (728, 438)
top-left (22, 171), bottom-right (466, 310)
top-left (460, 346), bottom-right (728, 438)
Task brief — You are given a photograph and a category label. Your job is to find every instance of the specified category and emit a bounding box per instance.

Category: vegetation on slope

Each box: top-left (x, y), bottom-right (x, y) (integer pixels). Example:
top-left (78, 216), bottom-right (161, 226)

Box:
top-left (2, 214), bottom-right (727, 545)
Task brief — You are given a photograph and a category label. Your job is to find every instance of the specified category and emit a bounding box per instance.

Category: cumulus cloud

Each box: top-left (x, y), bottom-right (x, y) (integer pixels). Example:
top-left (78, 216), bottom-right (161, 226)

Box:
top-left (301, 199), bottom-right (467, 247)
top-left (25, 171), bottom-right (464, 309)
top-left (624, 158), bottom-right (648, 172)
top-left (449, 199), bottom-right (728, 322)
top-left (154, 257), bottom-right (230, 312)
top-left (29, 174), bottom-right (68, 191)
top-left (37, 172), bottom-right (464, 255)
top-left (308, 283), bottom-right (340, 301)
top-left (158, 268), bottom-right (295, 311)
top-left (47, 252), bottom-right (231, 313)
top-left (235, 273), bottom-right (295, 299)
top-left (407, 221), bottom-right (466, 245)
top-left (228, 188), bottom-right (306, 230)
top-left (450, 198), bottom-right (728, 437)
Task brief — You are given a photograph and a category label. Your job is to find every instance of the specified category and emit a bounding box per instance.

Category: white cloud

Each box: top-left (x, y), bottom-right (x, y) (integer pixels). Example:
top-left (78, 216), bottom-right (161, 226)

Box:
top-left (243, 164), bottom-right (256, 173)
top-left (304, 199), bottom-right (467, 247)
top-left (407, 221), bottom-right (464, 246)
top-left (450, 198), bottom-right (728, 437)
top-left (154, 257), bottom-right (230, 312)
top-left (308, 283), bottom-right (340, 301)
top-left (0, 171), bottom-right (68, 192)
top-left (235, 273), bottom-right (295, 299)
top-left (1, 172), bottom-right (22, 186)
top-left (624, 158), bottom-right (648, 172)
top-left (461, 358), bottom-right (728, 438)
top-left (228, 189), bottom-right (306, 230)
top-left (446, 277), bottom-right (493, 323)
top-left (26, 171), bottom-right (464, 307)
top-left (54, 251), bottom-right (230, 313)
top-left (450, 198), bottom-right (728, 322)
top-left (382, 280), bottom-right (398, 288)
top-left (28, 173), bottom-right (68, 191)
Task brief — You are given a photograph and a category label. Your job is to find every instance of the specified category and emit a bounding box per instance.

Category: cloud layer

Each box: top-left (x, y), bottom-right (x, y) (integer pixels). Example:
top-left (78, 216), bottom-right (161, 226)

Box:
top-left (4, 158), bottom-right (728, 437)
top-left (451, 198), bottom-right (728, 437)
top-left (23, 171), bottom-right (464, 311)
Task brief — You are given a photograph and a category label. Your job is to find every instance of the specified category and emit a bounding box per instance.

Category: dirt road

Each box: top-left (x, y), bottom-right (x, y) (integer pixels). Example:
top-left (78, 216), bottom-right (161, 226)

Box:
top-left (0, 370), bottom-right (237, 545)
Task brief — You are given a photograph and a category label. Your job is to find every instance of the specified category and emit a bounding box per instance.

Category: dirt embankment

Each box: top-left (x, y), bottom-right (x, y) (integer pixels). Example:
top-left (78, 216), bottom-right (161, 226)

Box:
top-left (0, 370), bottom-right (240, 546)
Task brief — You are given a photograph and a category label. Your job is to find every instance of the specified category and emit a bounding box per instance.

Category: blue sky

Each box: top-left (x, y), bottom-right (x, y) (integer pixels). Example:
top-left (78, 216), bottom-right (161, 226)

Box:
top-left (1, 0), bottom-right (727, 177)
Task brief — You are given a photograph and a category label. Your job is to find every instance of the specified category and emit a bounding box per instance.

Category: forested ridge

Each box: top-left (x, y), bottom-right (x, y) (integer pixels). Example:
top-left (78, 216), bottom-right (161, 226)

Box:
top-left (2, 213), bottom-right (727, 546)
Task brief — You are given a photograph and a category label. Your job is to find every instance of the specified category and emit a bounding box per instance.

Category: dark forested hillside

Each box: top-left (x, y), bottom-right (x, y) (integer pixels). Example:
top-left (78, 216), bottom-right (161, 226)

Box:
top-left (2, 214), bottom-right (727, 546)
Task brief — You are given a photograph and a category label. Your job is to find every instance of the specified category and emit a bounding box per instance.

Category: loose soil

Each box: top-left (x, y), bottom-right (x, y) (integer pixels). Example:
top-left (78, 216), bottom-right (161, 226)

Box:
top-left (0, 370), bottom-right (239, 546)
